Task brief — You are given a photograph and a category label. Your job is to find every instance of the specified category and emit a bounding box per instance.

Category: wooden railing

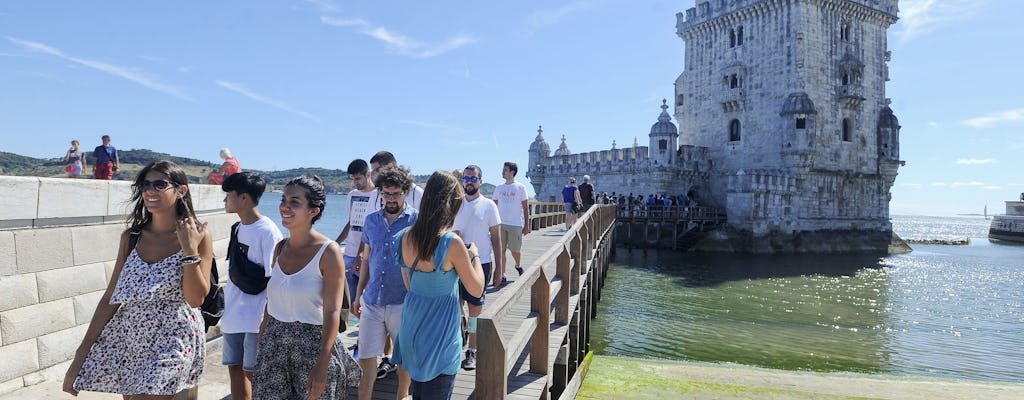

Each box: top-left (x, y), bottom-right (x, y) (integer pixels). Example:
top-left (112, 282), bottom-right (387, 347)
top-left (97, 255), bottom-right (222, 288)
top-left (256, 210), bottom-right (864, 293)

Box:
top-left (529, 201), bottom-right (568, 230)
top-left (476, 204), bottom-right (616, 399)
top-left (614, 204), bottom-right (724, 223)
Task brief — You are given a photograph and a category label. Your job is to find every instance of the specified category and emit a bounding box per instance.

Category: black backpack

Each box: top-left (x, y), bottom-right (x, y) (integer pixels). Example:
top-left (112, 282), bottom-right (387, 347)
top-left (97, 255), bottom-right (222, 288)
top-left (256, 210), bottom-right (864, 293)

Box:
top-left (128, 230), bottom-right (224, 332)
top-left (226, 222), bottom-right (272, 295)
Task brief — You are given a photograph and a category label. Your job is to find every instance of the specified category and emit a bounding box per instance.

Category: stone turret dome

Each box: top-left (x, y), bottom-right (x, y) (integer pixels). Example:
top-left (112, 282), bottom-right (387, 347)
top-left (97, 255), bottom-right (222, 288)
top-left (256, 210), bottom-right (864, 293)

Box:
top-left (878, 106), bottom-right (900, 129)
top-left (649, 99), bottom-right (678, 136)
top-left (554, 134), bottom-right (572, 156)
top-left (780, 92), bottom-right (817, 115)
top-left (529, 125), bottom-right (550, 156)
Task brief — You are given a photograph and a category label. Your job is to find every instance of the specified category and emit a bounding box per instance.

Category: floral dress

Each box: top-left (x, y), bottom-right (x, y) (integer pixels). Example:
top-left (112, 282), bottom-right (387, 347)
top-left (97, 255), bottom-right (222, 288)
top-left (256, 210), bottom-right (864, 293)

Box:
top-left (74, 249), bottom-right (205, 395)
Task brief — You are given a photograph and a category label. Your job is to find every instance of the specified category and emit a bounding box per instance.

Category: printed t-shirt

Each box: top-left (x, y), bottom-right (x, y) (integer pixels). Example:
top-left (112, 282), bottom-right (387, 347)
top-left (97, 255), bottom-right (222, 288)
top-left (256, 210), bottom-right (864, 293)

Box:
top-left (344, 188), bottom-right (381, 257)
top-left (221, 216), bottom-right (284, 333)
top-left (492, 182), bottom-right (529, 227)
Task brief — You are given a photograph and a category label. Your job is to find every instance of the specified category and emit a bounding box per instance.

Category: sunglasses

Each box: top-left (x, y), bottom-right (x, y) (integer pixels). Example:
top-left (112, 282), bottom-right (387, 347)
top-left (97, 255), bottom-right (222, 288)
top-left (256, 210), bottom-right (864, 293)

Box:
top-left (135, 179), bottom-right (175, 192)
top-left (461, 176), bottom-right (479, 184)
top-left (381, 190), bottom-right (404, 200)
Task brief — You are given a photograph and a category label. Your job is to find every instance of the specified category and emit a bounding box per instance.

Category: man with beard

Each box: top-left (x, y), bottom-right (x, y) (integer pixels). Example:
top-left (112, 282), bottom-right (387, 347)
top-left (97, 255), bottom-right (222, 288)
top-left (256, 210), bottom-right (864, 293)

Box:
top-left (453, 165), bottom-right (502, 370)
top-left (369, 150), bottom-right (424, 210)
top-left (353, 165), bottom-right (416, 400)
top-left (335, 159), bottom-right (380, 329)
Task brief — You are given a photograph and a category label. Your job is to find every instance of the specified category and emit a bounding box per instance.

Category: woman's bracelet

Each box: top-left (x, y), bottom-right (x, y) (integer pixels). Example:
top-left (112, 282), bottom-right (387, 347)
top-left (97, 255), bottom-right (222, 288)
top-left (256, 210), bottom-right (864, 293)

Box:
top-left (469, 254), bottom-right (479, 264)
top-left (180, 255), bottom-right (202, 265)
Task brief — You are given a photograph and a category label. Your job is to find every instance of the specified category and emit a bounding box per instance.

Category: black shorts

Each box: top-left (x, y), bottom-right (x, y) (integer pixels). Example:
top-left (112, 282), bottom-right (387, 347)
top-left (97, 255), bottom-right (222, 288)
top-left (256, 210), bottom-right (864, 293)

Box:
top-left (458, 262), bottom-right (490, 306)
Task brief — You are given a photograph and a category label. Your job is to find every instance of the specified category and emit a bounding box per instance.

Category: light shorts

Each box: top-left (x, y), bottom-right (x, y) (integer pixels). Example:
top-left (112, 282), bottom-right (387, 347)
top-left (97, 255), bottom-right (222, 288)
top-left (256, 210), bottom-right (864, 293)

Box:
top-left (222, 332), bottom-right (259, 372)
top-left (499, 224), bottom-right (523, 252)
top-left (564, 202), bottom-right (574, 213)
top-left (357, 303), bottom-right (403, 360)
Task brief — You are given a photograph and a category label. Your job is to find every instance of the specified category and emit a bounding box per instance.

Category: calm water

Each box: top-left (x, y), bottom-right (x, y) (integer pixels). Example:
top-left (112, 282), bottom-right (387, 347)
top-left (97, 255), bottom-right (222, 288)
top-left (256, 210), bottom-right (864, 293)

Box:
top-left (258, 193), bottom-right (349, 240)
top-left (591, 215), bottom-right (1024, 382)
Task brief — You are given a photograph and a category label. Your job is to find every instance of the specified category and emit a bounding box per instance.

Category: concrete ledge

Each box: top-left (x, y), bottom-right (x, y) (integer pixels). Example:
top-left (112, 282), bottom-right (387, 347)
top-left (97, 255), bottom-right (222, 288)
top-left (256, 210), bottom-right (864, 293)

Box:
top-left (38, 179), bottom-right (109, 219)
top-left (0, 177), bottom-right (39, 221)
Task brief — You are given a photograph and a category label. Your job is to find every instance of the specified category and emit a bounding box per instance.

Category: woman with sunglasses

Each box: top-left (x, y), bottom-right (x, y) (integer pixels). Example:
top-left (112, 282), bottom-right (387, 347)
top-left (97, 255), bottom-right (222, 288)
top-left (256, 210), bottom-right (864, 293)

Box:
top-left (252, 175), bottom-right (360, 400)
top-left (64, 160), bottom-right (212, 398)
top-left (391, 171), bottom-right (485, 399)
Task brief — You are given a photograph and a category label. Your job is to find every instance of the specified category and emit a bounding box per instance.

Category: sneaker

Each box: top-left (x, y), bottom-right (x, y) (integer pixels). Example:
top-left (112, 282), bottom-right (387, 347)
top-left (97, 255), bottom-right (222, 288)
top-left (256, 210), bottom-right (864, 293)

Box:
top-left (376, 357), bottom-right (397, 380)
top-left (515, 266), bottom-right (524, 276)
top-left (462, 350), bottom-right (477, 370)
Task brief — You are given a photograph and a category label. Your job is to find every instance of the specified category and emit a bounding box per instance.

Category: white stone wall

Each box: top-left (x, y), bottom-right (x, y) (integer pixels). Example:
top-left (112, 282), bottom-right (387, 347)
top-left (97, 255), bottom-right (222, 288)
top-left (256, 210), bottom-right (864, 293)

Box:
top-left (0, 176), bottom-right (235, 393)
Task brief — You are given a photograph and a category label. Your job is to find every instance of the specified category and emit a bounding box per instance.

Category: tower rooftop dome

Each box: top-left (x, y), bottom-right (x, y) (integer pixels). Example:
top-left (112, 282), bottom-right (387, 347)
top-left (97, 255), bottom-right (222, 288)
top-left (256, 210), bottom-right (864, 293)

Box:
top-left (649, 99), bottom-right (678, 136)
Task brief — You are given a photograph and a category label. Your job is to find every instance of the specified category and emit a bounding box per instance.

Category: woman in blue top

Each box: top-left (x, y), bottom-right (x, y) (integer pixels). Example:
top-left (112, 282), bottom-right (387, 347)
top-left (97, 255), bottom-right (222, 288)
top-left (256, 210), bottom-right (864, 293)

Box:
top-left (393, 171), bottom-right (485, 399)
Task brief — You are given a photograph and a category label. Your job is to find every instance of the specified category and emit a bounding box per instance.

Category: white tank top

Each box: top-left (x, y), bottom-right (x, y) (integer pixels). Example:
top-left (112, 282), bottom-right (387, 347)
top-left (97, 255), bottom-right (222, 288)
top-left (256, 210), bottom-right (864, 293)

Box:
top-left (266, 241), bottom-right (331, 325)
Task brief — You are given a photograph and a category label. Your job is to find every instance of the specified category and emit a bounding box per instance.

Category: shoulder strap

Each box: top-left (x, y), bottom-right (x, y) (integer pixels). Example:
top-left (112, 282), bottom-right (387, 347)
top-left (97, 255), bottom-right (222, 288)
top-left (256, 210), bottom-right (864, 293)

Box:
top-left (227, 222), bottom-right (241, 261)
top-left (127, 230), bottom-right (141, 252)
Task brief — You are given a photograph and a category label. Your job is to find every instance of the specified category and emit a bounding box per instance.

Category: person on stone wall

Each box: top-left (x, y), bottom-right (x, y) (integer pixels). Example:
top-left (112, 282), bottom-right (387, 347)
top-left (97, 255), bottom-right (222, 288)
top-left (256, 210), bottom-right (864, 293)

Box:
top-left (561, 177), bottom-right (582, 231)
top-left (64, 139), bottom-right (87, 178)
top-left (208, 148), bottom-right (242, 185)
top-left (578, 175), bottom-right (596, 210)
top-left (65, 159), bottom-right (212, 398)
top-left (91, 134), bottom-right (119, 180)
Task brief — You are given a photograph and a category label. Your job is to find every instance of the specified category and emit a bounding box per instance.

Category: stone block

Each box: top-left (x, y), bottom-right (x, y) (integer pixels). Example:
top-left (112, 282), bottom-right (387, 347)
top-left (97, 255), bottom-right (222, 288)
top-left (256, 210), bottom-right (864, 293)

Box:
top-left (37, 263), bottom-right (107, 303)
top-left (71, 223), bottom-right (123, 266)
top-left (0, 176), bottom-right (39, 221)
top-left (107, 181), bottom-right (134, 217)
top-left (0, 376), bottom-right (22, 397)
top-left (0, 231), bottom-right (15, 277)
top-left (14, 228), bottom-right (74, 274)
top-left (0, 274), bottom-right (39, 312)
top-left (72, 290), bottom-right (105, 325)
top-left (0, 299), bottom-right (75, 345)
top-left (0, 339), bottom-right (39, 383)
top-left (191, 184), bottom-right (225, 213)
top-left (204, 212), bottom-right (237, 242)
top-left (36, 178), bottom-right (109, 219)
top-left (37, 324), bottom-right (87, 368)
top-left (103, 260), bottom-right (115, 282)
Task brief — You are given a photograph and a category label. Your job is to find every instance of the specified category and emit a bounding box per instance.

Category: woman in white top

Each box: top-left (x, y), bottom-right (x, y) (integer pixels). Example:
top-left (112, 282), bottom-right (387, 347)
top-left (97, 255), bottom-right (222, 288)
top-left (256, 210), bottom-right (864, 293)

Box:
top-left (253, 175), bottom-right (360, 400)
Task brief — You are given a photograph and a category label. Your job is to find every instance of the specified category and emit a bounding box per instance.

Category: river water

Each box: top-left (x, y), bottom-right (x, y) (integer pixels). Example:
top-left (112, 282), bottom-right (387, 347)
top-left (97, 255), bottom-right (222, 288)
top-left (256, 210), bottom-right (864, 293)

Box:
top-left (257, 198), bottom-right (1023, 382)
top-left (591, 215), bottom-right (1024, 382)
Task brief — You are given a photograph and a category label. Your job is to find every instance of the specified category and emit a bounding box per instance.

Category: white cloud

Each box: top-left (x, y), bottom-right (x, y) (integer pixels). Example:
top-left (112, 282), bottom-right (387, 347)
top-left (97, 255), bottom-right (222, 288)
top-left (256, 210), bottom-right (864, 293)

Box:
top-left (983, 186), bottom-right (1001, 190)
top-left (902, 183), bottom-right (925, 189)
top-left (951, 181), bottom-right (985, 187)
top-left (529, 1), bottom-right (596, 29)
top-left (963, 107), bottom-right (1024, 128)
top-left (6, 36), bottom-right (191, 100)
top-left (321, 16), bottom-right (475, 58)
top-left (302, 0), bottom-right (339, 12)
top-left (927, 121), bottom-right (942, 127)
top-left (215, 80), bottom-right (318, 121)
top-left (955, 158), bottom-right (995, 165)
top-left (896, 0), bottom-right (985, 42)
top-left (932, 182), bottom-right (948, 187)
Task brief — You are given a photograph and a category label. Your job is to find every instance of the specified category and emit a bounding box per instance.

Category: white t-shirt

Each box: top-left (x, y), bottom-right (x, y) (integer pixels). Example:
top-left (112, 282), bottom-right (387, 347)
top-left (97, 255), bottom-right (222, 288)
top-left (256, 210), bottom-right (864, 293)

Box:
top-left (406, 184), bottom-right (424, 210)
top-left (221, 216), bottom-right (284, 334)
top-left (344, 188), bottom-right (381, 257)
top-left (453, 196), bottom-right (501, 263)
top-left (492, 182), bottom-right (529, 227)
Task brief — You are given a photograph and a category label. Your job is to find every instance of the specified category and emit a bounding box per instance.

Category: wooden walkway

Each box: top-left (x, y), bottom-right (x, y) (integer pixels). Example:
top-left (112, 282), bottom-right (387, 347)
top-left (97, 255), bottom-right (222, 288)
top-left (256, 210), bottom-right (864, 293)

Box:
top-left (344, 203), bottom-right (615, 399)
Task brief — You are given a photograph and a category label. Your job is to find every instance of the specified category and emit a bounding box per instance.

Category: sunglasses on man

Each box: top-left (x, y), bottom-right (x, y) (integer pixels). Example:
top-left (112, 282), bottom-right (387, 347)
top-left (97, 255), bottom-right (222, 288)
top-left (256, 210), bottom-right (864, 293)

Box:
top-left (461, 176), bottom-right (479, 184)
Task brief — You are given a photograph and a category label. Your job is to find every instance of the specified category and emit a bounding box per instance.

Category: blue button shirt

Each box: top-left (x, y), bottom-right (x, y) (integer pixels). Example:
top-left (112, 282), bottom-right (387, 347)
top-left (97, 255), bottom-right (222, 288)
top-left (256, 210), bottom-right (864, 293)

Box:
top-left (361, 206), bottom-right (418, 305)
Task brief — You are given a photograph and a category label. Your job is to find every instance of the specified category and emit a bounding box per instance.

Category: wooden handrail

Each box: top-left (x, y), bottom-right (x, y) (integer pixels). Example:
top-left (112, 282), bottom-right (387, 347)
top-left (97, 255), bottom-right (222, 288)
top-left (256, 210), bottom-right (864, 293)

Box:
top-left (475, 204), bottom-right (616, 399)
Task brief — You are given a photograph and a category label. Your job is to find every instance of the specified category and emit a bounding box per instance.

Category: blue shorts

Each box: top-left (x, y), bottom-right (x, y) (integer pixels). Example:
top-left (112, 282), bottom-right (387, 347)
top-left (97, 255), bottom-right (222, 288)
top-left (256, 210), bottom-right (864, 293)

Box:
top-left (222, 332), bottom-right (259, 372)
top-left (459, 262), bottom-right (490, 306)
top-left (342, 255), bottom-right (361, 305)
top-left (564, 202), bottom-right (574, 213)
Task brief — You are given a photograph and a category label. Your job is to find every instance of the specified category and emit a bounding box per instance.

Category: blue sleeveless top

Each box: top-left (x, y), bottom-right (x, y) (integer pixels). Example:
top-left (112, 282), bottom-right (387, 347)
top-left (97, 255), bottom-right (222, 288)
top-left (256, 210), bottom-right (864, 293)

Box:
top-left (392, 229), bottom-right (463, 381)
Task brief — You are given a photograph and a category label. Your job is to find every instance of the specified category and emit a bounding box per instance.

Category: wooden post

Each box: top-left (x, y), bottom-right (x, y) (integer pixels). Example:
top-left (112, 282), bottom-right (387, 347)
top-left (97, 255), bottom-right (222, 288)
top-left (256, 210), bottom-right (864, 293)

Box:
top-left (555, 248), bottom-right (571, 325)
top-left (570, 235), bottom-right (581, 295)
top-left (530, 269), bottom-right (550, 375)
top-left (476, 319), bottom-right (507, 399)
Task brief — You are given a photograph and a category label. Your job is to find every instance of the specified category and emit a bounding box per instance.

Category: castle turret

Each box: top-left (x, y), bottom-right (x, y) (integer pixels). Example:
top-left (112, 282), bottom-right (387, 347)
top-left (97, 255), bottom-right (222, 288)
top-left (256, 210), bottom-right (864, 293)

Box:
top-left (554, 134), bottom-right (572, 156)
top-left (649, 99), bottom-right (679, 165)
top-left (527, 125), bottom-right (551, 194)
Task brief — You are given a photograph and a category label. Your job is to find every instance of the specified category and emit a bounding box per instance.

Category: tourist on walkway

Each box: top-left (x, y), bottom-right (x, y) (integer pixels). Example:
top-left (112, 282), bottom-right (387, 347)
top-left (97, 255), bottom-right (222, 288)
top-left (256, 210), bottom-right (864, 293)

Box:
top-left (369, 150), bottom-right (423, 210)
top-left (393, 170), bottom-right (485, 400)
top-left (561, 177), bottom-right (582, 231)
top-left (492, 161), bottom-right (530, 278)
top-left (354, 165), bottom-right (417, 400)
top-left (453, 164), bottom-right (502, 370)
top-left (335, 159), bottom-right (381, 331)
top-left (579, 175), bottom-right (596, 210)
top-left (92, 134), bottom-right (119, 180)
top-left (64, 160), bottom-right (212, 398)
top-left (253, 175), bottom-right (360, 400)
top-left (64, 139), bottom-right (87, 178)
top-left (208, 147), bottom-right (242, 185)
top-left (220, 172), bottom-right (283, 400)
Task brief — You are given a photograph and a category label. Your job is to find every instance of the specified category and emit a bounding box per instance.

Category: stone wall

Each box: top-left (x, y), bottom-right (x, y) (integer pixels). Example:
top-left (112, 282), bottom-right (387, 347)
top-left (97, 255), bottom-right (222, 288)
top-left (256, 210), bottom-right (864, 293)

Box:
top-left (0, 176), bottom-right (235, 394)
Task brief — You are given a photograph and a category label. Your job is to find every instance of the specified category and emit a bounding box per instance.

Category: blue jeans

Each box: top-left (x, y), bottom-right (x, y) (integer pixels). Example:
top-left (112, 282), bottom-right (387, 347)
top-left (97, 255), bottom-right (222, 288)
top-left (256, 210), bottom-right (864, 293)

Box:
top-left (342, 255), bottom-right (361, 305)
top-left (410, 373), bottom-right (456, 400)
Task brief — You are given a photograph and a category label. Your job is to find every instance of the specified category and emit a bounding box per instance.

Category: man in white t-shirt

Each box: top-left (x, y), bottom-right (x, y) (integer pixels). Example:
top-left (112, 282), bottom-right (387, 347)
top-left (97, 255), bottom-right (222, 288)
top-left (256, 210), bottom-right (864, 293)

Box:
top-left (220, 172), bottom-right (283, 400)
top-left (335, 159), bottom-right (381, 323)
top-left (453, 164), bottom-right (502, 370)
top-left (492, 161), bottom-right (531, 277)
top-left (370, 150), bottom-right (423, 209)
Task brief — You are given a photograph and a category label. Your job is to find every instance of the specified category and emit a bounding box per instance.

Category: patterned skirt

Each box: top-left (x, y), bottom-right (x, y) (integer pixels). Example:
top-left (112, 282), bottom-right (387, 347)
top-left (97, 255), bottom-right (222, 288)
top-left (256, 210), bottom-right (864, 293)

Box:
top-left (253, 317), bottom-right (361, 400)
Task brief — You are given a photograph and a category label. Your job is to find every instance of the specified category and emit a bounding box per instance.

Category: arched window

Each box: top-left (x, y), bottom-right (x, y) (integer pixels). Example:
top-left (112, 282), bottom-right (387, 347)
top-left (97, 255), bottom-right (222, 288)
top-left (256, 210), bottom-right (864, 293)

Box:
top-left (729, 119), bottom-right (741, 141)
top-left (841, 73), bottom-right (850, 86)
top-left (729, 29), bottom-right (736, 48)
top-left (796, 117), bottom-right (807, 129)
top-left (676, 93), bottom-right (684, 107)
top-left (659, 139), bottom-right (668, 150)
top-left (842, 118), bottom-right (852, 141)
top-left (737, 26), bottom-right (744, 45)
top-left (730, 74), bottom-right (739, 88)
top-left (841, 23), bottom-right (851, 41)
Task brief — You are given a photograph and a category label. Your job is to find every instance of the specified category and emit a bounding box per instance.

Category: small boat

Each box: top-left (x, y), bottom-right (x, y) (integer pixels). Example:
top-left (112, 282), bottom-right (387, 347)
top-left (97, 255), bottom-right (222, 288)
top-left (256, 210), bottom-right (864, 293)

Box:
top-left (989, 196), bottom-right (1024, 243)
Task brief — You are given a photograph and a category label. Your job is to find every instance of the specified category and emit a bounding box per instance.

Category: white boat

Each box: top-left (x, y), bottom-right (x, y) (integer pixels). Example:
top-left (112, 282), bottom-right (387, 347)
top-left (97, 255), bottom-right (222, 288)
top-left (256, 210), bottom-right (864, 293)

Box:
top-left (989, 196), bottom-right (1024, 243)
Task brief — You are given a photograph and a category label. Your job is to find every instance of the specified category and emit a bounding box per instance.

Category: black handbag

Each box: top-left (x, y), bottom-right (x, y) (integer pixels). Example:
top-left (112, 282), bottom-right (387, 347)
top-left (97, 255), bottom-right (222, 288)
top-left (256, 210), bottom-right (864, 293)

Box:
top-left (227, 222), bottom-right (272, 295)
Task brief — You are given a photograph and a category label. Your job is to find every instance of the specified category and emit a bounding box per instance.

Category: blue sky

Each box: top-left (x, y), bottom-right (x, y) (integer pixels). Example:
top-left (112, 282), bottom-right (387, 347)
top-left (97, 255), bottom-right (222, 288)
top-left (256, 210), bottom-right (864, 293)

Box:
top-left (1, 0), bottom-right (1021, 217)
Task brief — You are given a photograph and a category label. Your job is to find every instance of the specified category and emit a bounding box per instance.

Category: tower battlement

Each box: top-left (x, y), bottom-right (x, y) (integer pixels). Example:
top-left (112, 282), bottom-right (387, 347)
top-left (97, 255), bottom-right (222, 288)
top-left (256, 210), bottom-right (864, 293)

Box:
top-left (677, 0), bottom-right (898, 35)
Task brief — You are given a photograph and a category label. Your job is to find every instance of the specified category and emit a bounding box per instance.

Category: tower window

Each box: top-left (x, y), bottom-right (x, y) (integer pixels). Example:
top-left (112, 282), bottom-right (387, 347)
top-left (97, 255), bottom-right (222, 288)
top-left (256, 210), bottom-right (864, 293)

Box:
top-left (729, 29), bottom-right (736, 48)
top-left (676, 94), bottom-right (684, 107)
top-left (841, 23), bottom-right (851, 41)
top-left (730, 74), bottom-right (739, 88)
top-left (729, 119), bottom-right (741, 142)
top-left (737, 26), bottom-right (744, 45)
top-left (842, 118), bottom-right (852, 141)
top-left (659, 139), bottom-right (668, 150)
top-left (796, 117), bottom-right (807, 129)
top-left (841, 73), bottom-right (850, 86)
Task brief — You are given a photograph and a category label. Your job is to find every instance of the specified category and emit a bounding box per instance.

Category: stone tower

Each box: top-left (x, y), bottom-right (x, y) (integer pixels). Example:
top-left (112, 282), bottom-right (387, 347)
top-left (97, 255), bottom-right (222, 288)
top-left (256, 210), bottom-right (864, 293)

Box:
top-left (649, 99), bottom-right (679, 166)
top-left (527, 125), bottom-right (551, 195)
top-left (674, 0), bottom-right (903, 251)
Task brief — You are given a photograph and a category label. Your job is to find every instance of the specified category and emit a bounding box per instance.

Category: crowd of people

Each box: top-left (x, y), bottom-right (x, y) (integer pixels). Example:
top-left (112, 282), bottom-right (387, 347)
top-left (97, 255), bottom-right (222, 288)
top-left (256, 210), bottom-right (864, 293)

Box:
top-left (64, 150), bottom-right (538, 400)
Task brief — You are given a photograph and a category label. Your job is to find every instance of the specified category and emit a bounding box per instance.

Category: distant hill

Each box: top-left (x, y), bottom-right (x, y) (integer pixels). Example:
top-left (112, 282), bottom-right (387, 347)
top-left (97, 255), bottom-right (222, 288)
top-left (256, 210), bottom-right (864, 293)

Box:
top-left (0, 149), bottom-right (494, 196)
